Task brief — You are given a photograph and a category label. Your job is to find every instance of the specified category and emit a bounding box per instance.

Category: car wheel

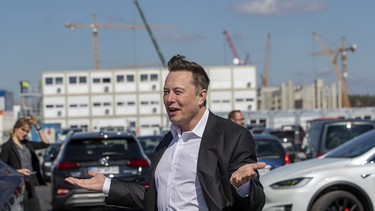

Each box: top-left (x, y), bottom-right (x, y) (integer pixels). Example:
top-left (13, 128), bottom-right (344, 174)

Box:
top-left (311, 190), bottom-right (364, 211)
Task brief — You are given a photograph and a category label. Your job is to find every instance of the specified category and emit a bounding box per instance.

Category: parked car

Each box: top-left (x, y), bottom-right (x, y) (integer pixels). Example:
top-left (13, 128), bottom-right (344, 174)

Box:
top-left (0, 160), bottom-right (25, 211)
top-left (253, 134), bottom-right (290, 175)
top-left (51, 131), bottom-right (150, 210)
top-left (41, 142), bottom-right (62, 181)
top-left (300, 119), bottom-right (375, 159)
top-left (260, 129), bottom-right (375, 211)
top-left (137, 135), bottom-right (164, 160)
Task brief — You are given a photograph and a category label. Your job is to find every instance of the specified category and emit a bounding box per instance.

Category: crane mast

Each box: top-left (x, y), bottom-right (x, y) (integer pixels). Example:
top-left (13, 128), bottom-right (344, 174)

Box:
top-left (311, 32), bottom-right (356, 108)
top-left (262, 33), bottom-right (271, 88)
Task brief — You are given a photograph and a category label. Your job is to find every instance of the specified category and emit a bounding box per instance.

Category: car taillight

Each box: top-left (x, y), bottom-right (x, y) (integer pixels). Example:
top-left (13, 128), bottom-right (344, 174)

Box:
top-left (57, 187), bottom-right (71, 195)
top-left (127, 159), bottom-right (149, 167)
top-left (284, 154), bottom-right (291, 164)
top-left (317, 153), bottom-right (324, 157)
top-left (56, 162), bottom-right (80, 170)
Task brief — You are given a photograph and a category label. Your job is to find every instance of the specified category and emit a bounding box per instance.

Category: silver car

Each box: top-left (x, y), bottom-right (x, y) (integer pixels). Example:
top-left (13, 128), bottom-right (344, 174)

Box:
top-left (261, 129), bottom-right (375, 211)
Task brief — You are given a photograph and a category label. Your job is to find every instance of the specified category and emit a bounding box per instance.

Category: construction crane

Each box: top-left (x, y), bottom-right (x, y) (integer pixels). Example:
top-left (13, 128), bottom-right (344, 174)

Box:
top-left (65, 13), bottom-right (172, 70)
top-left (262, 33), bottom-right (271, 88)
top-left (223, 30), bottom-right (249, 65)
top-left (311, 32), bottom-right (356, 108)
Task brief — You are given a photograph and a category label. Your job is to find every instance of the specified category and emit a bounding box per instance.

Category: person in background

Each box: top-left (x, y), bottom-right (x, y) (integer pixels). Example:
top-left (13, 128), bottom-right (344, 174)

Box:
top-left (228, 109), bottom-right (246, 127)
top-left (66, 55), bottom-right (266, 211)
top-left (0, 115), bottom-right (50, 211)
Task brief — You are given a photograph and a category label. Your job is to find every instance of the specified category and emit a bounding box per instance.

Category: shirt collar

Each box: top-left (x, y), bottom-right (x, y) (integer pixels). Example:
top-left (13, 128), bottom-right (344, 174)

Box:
top-left (170, 108), bottom-right (209, 138)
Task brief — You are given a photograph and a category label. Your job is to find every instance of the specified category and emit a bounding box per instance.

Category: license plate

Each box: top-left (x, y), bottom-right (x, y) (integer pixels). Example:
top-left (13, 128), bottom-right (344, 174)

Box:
top-left (282, 142), bottom-right (292, 148)
top-left (90, 166), bottom-right (119, 174)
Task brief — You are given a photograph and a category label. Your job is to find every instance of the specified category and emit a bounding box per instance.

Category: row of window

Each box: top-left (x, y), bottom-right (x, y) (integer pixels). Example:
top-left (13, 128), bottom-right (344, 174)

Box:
top-left (211, 98), bottom-right (254, 103)
top-left (45, 101), bottom-right (160, 109)
top-left (45, 73), bottom-right (159, 85)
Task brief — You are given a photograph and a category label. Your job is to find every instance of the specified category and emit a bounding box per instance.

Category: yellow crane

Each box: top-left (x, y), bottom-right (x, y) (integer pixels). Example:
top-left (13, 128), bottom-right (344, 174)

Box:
top-left (65, 13), bottom-right (173, 69)
top-left (311, 32), bottom-right (356, 108)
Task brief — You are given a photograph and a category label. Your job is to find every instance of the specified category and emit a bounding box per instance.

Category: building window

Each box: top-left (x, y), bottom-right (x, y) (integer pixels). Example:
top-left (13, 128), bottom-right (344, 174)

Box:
top-left (56, 104), bottom-right (64, 108)
top-left (129, 121), bottom-right (136, 127)
top-left (140, 74), bottom-right (148, 82)
top-left (117, 75), bottom-right (125, 83)
top-left (79, 104), bottom-right (88, 107)
top-left (236, 99), bottom-right (244, 102)
top-left (103, 78), bottom-right (111, 83)
top-left (69, 104), bottom-right (78, 108)
top-left (93, 102), bottom-right (101, 107)
top-left (46, 104), bottom-right (54, 108)
top-left (150, 74), bottom-right (158, 81)
top-left (69, 76), bottom-right (77, 84)
top-left (117, 102), bottom-right (124, 106)
top-left (56, 77), bottom-right (63, 84)
top-left (103, 102), bottom-right (111, 106)
top-left (93, 78), bottom-right (100, 83)
top-left (127, 101), bottom-right (135, 106)
top-left (141, 101), bottom-right (148, 105)
top-left (79, 76), bottom-right (87, 84)
top-left (45, 78), bottom-right (53, 85)
top-left (126, 75), bottom-right (134, 82)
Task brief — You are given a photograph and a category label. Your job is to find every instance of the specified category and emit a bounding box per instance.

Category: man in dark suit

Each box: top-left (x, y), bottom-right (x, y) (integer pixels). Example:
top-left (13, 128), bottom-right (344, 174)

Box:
top-left (66, 54), bottom-right (266, 211)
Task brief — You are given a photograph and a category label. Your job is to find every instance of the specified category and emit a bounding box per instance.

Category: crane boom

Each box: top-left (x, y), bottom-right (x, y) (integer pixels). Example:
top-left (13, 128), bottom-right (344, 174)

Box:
top-left (134, 0), bottom-right (166, 68)
top-left (223, 30), bottom-right (243, 65)
top-left (65, 13), bottom-right (172, 69)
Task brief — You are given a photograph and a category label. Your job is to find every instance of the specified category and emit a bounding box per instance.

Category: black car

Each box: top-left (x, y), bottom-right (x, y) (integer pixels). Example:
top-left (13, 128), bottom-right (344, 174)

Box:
top-left (41, 142), bottom-right (62, 181)
top-left (51, 131), bottom-right (150, 210)
top-left (137, 135), bottom-right (164, 160)
top-left (0, 160), bottom-right (25, 211)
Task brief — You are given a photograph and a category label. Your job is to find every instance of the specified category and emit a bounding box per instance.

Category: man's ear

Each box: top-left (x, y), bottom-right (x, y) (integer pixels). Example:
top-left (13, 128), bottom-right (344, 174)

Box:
top-left (198, 89), bottom-right (207, 106)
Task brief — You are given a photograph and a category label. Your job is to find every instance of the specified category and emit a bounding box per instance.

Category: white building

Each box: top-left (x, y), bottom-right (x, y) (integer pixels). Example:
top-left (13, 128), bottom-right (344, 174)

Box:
top-left (41, 65), bottom-right (257, 135)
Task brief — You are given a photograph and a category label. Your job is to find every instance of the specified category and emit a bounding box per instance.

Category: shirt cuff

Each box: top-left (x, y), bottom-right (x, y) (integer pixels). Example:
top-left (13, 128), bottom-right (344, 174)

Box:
top-left (234, 181), bottom-right (251, 197)
top-left (103, 177), bottom-right (111, 196)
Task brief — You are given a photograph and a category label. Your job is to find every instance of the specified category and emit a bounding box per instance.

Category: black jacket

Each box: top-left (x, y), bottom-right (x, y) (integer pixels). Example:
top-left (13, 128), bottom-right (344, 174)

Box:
top-left (106, 111), bottom-right (265, 211)
top-left (0, 138), bottom-right (49, 186)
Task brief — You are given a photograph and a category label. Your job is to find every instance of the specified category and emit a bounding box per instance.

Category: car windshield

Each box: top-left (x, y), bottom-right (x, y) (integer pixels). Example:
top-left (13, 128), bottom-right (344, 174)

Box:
top-left (65, 138), bottom-right (141, 161)
top-left (255, 139), bottom-right (283, 159)
top-left (324, 129), bottom-right (375, 158)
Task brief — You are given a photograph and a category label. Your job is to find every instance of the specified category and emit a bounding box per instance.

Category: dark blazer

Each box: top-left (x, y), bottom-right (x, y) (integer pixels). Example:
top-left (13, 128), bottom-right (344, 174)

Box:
top-left (106, 111), bottom-right (265, 211)
top-left (0, 138), bottom-right (49, 186)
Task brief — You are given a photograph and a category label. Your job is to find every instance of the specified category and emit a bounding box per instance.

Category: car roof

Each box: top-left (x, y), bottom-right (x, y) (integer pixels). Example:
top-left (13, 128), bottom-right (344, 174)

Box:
top-left (68, 131), bottom-right (136, 140)
top-left (311, 119), bottom-right (374, 126)
top-left (252, 133), bottom-right (281, 141)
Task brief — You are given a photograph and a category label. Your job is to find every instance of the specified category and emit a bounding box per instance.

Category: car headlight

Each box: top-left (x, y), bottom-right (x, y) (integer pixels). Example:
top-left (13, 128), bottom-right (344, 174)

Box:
top-left (270, 177), bottom-right (312, 189)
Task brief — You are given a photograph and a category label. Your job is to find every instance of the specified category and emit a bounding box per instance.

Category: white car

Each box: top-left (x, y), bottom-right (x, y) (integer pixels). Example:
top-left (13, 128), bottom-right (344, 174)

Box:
top-left (260, 129), bottom-right (375, 211)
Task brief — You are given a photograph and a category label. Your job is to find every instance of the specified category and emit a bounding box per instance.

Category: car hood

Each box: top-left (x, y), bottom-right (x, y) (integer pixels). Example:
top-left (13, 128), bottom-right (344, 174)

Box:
top-left (260, 158), bottom-right (350, 186)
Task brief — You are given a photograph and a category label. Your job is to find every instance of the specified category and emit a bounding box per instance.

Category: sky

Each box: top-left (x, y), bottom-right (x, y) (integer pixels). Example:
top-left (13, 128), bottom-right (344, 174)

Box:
top-left (1, 0), bottom-right (375, 102)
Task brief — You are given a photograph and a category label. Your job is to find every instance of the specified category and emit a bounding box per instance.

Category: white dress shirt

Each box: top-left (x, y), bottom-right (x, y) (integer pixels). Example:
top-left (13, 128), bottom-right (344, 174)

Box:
top-left (154, 108), bottom-right (210, 211)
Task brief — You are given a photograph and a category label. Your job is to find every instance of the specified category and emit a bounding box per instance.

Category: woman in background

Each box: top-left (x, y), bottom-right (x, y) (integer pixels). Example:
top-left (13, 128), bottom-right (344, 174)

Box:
top-left (0, 115), bottom-right (50, 211)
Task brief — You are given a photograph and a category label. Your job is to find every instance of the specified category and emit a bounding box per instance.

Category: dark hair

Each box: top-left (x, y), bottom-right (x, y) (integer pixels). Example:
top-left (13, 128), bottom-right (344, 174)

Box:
top-left (228, 110), bottom-right (242, 120)
top-left (11, 117), bottom-right (32, 135)
top-left (167, 54), bottom-right (210, 95)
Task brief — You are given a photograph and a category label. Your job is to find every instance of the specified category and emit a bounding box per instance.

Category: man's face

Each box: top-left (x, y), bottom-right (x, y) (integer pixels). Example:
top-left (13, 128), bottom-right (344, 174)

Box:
top-left (232, 112), bottom-right (245, 127)
top-left (163, 71), bottom-right (206, 131)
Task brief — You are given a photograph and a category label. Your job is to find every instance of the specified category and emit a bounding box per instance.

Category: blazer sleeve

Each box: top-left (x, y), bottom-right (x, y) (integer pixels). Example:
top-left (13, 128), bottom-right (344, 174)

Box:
top-left (105, 179), bottom-right (146, 209)
top-left (230, 128), bottom-right (266, 211)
